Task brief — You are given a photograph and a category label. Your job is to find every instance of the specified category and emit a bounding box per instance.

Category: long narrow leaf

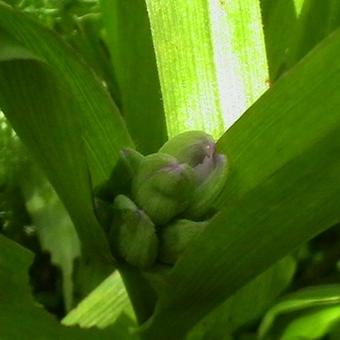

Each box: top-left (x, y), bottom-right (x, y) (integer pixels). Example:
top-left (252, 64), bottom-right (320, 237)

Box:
top-left (259, 285), bottom-right (340, 339)
top-left (0, 3), bottom-right (133, 268)
top-left (145, 0), bottom-right (268, 138)
top-left (100, 0), bottom-right (167, 154)
top-left (141, 28), bottom-right (340, 338)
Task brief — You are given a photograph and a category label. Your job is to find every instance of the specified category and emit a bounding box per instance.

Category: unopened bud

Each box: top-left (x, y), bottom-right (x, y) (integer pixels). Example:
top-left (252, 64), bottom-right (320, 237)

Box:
top-left (187, 153), bottom-right (228, 219)
top-left (132, 153), bottom-right (196, 225)
top-left (159, 130), bottom-right (215, 167)
top-left (109, 195), bottom-right (158, 269)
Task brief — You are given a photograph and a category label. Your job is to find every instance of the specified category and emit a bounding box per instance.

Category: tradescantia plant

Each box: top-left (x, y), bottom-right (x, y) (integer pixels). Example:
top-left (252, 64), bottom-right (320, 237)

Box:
top-left (99, 131), bottom-right (227, 268)
top-left (3, 0), bottom-right (340, 339)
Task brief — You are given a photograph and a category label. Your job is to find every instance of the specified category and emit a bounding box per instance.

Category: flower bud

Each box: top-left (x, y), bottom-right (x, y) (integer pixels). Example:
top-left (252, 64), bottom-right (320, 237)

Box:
top-left (159, 131), bottom-right (228, 219)
top-left (132, 153), bottom-right (196, 225)
top-left (187, 153), bottom-right (228, 219)
top-left (159, 130), bottom-right (215, 167)
top-left (120, 147), bottom-right (144, 177)
top-left (109, 194), bottom-right (158, 269)
top-left (159, 219), bottom-right (208, 264)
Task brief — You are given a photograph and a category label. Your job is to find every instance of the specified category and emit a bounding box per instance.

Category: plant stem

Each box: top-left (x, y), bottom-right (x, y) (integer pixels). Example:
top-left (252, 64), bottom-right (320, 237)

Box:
top-left (119, 264), bottom-right (157, 324)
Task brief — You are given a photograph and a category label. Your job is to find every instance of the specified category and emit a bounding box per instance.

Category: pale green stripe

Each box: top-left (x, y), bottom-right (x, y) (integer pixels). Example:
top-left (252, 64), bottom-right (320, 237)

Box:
top-left (62, 271), bottom-right (135, 329)
top-left (146, 0), bottom-right (268, 139)
top-left (146, 0), bottom-right (223, 139)
top-left (208, 0), bottom-right (269, 128)
top-left (294, 0), bottom-right (305, 16)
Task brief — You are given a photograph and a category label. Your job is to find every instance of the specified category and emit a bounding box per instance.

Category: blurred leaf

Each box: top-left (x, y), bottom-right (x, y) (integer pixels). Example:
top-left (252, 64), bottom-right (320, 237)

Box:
top-left (259, 285), bottom-right (340, 339)
top-left (145, 0), bottom-right (268, 138)
top-left (286, 0), bottom-right (340, 70)
top-left (0, 30), bottom-right (108, 266)
top-left (260, 0), bottom-right (340, 82)
top-left (0, 113), bottom-right (26, 187)
top-left (0, 3), bottom-right (133, 284)
top-left (279, 306), bottom-right (340, 339)
top-left (0, 235), bottom-right (136, 339)
top-left (100, 0), bottom-right (167, 154)
top-left (23, 170), bottom-right (81, 312)
top-left (140, 28), bottom-right (340, 338)
top-left (260, 0), bottom-right (303, 81)
top-left (62, 271), bottom-right (135, 328)
top-left (64, 13), bottom-right (118, 101)
top-left (188, 256), bottom-right (295, 339)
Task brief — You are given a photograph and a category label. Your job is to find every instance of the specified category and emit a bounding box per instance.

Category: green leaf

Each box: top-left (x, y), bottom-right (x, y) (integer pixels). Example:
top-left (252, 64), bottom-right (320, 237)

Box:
top-left (22, 169), bottom-right (81, 311)
top-left (260, 0), bottom-right (304, 81)
top-left (145, 0), bottom-right (268, 138)
top-left (62, 271), bottom-right (135, 329)
top-left (0, 3), bottom-right (132, 271)
top-left (140, 28), bottom-right (340, 338)
top-left (0, 235), bottom-right (136, 339)
top-left (286, 0), bottom-right (340, 70)
top-left (259, 285), bottom-right (340, 339)
top-left (280, 306), bottom-right (340, 340)
top-left (100, 0), bottom-right (167, 154)
top-left (64, 13), bottom-right (119, 103)
top-left (188, 256), bottom-right (296, 339)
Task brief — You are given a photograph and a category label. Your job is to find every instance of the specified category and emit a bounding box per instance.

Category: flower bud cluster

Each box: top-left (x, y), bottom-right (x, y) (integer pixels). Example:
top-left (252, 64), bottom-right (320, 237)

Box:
top-left (95, 131), bottom-right (228, 269)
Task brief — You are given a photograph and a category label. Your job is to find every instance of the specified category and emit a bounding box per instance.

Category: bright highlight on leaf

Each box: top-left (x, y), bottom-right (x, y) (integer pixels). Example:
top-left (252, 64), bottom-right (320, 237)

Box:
top-left (259, 285), bottom-right (340, 339)
top-left (208, 0), bottom-right (269, 128)
top-left (146, 0), bottom-right (268, 139)
top-left (294, 0), bottom-right (305, 16)
top-left (62, 271), bottom-right (135, 329)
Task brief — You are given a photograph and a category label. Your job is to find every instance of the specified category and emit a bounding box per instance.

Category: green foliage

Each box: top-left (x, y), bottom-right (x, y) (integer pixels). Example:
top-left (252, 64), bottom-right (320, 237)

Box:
top-left (2, 0), bottom-right (340, 339)
top-left (0, 235), bottom-right (135, 340)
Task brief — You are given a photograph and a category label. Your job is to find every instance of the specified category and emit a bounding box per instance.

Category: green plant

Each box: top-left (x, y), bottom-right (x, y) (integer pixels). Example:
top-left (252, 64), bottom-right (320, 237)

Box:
top-left (2, 0), bottom-right (340, 339)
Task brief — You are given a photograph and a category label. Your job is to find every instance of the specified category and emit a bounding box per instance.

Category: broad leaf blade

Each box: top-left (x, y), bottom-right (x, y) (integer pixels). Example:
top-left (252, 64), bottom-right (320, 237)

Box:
top-left (145, 0), bottom-right (268, 138)
top-left (188, 256), bottom-right (295, 339)
top-left (141, 28), bottom-right (340, 338)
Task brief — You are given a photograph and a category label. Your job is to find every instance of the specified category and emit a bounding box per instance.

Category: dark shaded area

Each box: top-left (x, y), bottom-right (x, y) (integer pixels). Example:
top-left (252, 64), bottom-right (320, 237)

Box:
top-left (29, 252), bottom-right (65, 318)
top-left (293, 223), bottom-right (340, 289)
top-left (1, 183), bottom-right (64, 318)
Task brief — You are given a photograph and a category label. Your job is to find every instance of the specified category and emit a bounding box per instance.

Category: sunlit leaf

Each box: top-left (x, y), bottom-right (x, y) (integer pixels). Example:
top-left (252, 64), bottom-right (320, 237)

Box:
top-left (145, 0), bottom-right (268, 138)
top-left (62, 271), bottom-right (135, 328)
top-left (259, 285), bottom-right (340, 339)
top-left (140, 27), bottom-right (340, 339)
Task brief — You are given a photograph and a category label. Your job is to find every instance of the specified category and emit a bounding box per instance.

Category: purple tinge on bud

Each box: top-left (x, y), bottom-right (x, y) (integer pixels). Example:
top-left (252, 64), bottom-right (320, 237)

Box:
top-left (159, 130), bottom-right (216, 168)
top-left (132, 153), bottom-right (196, 225)
top-left (192, 143), bottom-right (225, 184)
